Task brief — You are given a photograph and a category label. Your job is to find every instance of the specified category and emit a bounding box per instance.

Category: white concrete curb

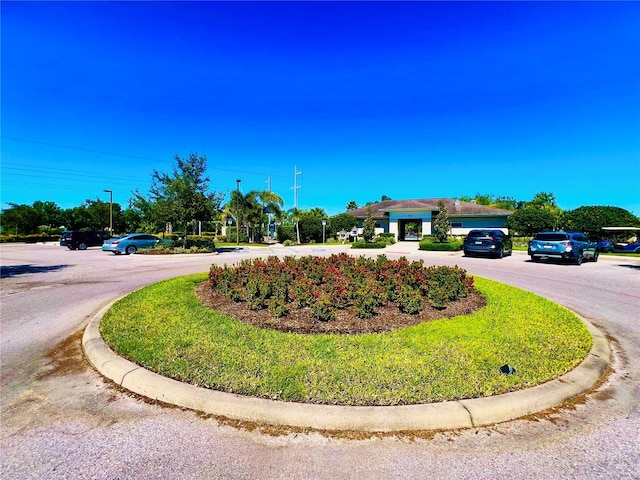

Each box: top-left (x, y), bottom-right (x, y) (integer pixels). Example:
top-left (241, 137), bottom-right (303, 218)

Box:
top-left (83, 300), bottom-right (610, 432)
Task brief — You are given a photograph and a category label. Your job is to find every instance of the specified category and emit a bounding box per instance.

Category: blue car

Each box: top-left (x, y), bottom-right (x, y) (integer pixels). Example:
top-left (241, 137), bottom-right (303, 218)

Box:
top-left (613, 242), bottom-right (640, 254)
top-left (102, 233), bottom-right (172, 255)
top-left (597, 240), bottom-right (614, 253)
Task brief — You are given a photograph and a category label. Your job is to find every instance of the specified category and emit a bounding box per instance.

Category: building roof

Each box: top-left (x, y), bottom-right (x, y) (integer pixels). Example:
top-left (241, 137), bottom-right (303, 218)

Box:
top-left (347, 198), bottom-right (513, 218)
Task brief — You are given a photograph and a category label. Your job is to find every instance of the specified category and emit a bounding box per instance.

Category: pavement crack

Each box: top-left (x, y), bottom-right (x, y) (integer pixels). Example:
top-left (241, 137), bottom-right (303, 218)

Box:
top-left (459, 401), bottom-right (476, 428)
top-left (120, 367), bottom-right (141, 385)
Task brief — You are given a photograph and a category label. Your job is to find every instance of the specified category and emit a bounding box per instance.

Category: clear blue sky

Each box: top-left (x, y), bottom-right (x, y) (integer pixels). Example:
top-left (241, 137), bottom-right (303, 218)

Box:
top-left (2, 1), bottom-right (639, 216)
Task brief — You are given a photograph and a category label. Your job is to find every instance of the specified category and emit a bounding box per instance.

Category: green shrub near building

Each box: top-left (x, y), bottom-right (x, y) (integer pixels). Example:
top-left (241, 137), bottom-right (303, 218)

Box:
top-left (352, 241), bottom-right (387, 249)
top-left (419, 240), bottom-right (463, 251)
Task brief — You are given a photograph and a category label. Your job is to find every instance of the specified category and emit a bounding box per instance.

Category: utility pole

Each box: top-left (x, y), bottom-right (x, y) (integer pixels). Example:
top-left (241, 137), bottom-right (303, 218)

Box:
top-left (265, 175), bottom-right (272, 239)
top-left (291, 165), bottom-right (302, 209)
top-left (235, 179), bottom-right (241, 245)
top-left (103, 189), bottom-right (113, 236)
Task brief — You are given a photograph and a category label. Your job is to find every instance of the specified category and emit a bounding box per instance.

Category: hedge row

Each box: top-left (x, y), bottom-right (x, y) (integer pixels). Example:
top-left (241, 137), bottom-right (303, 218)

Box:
top-left (418, 240), bottom-right (464, 251)
top-left (208, 254), bottom-right (475, 321)
top-left (0, 234), bottom-right (61, 243)
top-left (351, 241), bottom-right (387, 249)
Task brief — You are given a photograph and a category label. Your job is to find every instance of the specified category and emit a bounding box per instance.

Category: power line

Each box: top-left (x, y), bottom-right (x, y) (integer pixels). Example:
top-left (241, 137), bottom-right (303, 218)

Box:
top-left (1, 136), bottom-right (290, 179)
top-left (2, 165), bottom-right (144, 183)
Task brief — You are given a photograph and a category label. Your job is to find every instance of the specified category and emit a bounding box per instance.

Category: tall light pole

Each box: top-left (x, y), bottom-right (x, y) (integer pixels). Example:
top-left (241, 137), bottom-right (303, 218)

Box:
top-left (103, 189), bottom-right (113, 236)
top-left (291, 165), bottom-right (302, 208)
top-left (235, 179), bottom-right (241, 245)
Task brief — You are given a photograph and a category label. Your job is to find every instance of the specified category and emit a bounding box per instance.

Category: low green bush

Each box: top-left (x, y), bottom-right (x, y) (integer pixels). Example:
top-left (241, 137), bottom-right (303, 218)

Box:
top-left (277, 225), bottom-right (296, 243)
top-left (352, 241), bottom-right (387, 249)
top-left (226, 227), bottom-right (249, 243)
top-left (374, 233), bottom-right (396, 245)
top-left (208, 254), bottom-right (473, 321)
top-left (0, 234), bottom-right (61, 243)
top-left (419, 240), bottom-right (463, 251)
top-left (512, 236), bottom-right (532, 248)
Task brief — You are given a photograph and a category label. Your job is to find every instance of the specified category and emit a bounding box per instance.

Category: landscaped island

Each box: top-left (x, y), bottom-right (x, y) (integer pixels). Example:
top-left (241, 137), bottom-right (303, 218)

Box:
top-left (100, 252), bottom-right (592, 406)
top-left (205, 253), bottom-right (482, 333)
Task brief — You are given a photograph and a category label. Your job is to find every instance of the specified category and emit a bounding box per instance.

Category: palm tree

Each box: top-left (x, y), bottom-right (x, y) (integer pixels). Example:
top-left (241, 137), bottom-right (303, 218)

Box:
top-left (229, 190), bottom-right (256, 243)
top-left (227, 190), bottom-right (285, 243)
top-left (255, 190), bottom-right (284, 239)
top-left (308, 207), bottom-right (327, 218)
top-left (287, 207), bottom-right (302, 244)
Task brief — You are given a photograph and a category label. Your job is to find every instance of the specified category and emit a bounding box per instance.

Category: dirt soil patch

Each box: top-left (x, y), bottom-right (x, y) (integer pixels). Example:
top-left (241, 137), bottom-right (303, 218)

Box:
top-left (196, 281), bottom-right (486, 335)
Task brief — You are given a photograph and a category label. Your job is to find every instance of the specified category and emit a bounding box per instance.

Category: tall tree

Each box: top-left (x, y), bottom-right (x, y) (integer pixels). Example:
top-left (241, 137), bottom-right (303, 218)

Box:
top-left (362, 208), bottom-right (376, 243)
top-left (131, 153), bottom-right (224, 246)
top-left (345, 200), bottom-right (359, 211)
top-left (561, 206), bottom-right (639, 239)
top-left (529, 192), bottom-right (557, 210)
top-left (0, 201), bottom-right (66, 234)
top-left (506, 208), bottom-right (555, 236)
top-left (433, 200), bottom-right (450, 243)
top-left (0, 203), bottom-right (40, 234)
top-left (527, 192), bottom-right (562, 229)
top-left (225, 189), bottom-right (284, 243)
top-left (287, 207), bottom-right (302, 244)
top-left (256, 190), bottom-right (284, 223)
top-left (330, 212), bottom-right (357, 236)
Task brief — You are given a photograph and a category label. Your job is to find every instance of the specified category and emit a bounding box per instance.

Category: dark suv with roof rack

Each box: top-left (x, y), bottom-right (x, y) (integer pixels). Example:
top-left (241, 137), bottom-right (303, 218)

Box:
top-left (60, 230), bottom-right (111, 250)
top-left (463, 229), bottom-right (512, 258)
top-left (528, 231), bottom-right (598, 265)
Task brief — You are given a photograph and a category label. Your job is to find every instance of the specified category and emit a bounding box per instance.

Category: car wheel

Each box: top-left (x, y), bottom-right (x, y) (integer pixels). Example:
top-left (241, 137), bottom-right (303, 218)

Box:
top-left (125, 245), bottom-right (137, 255)
top-left (67, 246), bottom-right (74, 250)
top-left (496, 247), bottom-right (504, 259)
top-left (574, 252), bottom-right (583, 265)
top-left (464, 250), bottom-right (472, 257)
top-left (531, 256), bottom-right (539, 262)
top-left (592, 250), bottom-right (599, 262)
top-left (78, 242), bottom-right (87, 250)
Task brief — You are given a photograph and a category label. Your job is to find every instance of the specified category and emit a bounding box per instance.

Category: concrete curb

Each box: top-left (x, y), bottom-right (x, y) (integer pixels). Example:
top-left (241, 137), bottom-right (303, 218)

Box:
top-left (83, 300), bottom-right (611, 433)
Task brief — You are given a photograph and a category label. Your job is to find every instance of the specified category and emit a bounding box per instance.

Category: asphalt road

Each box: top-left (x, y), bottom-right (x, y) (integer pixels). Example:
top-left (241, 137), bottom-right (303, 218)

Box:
top-left (1, 242), bottom-right (639, 479)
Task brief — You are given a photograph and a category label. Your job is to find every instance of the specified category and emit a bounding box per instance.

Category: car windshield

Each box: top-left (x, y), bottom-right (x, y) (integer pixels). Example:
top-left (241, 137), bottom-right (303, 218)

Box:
top-left (535, 233), bottom-right (569, 241)
top-left (468, 231), bottom-right (492, 238)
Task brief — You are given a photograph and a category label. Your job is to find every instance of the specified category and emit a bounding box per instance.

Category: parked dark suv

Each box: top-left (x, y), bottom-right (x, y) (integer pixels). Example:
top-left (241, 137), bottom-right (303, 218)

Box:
top-left (60, 230), bottom-right (111, 250)
top-left (528, 231), bottom-right (598, 265)
top-left (463, 229), bottom-right (512, 258)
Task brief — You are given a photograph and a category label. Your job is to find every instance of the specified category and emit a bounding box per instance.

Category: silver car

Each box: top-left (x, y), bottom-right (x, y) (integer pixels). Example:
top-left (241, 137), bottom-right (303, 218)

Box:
top-left (101, 233), bottom-right (172, 255)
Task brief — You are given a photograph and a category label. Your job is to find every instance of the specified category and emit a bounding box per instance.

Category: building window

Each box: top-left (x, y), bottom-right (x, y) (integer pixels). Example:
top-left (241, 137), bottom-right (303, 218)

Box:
top-left (451, 222), bottom-right (463, 228)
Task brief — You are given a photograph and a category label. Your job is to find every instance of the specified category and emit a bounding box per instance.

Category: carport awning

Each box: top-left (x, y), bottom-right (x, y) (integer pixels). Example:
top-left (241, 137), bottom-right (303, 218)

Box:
top-left (602, 227), bottom-right (640, 231)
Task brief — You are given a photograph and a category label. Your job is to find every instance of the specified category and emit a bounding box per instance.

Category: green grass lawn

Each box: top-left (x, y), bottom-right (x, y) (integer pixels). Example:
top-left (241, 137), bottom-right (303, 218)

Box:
top-left (100, 274), bottom-right (592, 406)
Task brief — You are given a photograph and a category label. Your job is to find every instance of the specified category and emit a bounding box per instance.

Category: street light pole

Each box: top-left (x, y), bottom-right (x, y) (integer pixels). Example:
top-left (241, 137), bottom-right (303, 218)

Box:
top-left (103, 189), bottom-right (113, 236)
top-left (235, 179), bottom-right (241, 245)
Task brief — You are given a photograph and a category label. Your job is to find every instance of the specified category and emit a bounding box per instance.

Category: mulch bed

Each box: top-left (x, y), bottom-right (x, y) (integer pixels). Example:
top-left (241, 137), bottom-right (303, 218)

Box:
top-left (195, 281), bottom-right (486, 335)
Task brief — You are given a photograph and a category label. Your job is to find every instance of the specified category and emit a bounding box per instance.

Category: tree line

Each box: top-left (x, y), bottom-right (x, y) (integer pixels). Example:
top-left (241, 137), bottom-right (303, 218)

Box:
top-left (2, 155), bottom-right (638, 242)
top-left (0, 153), bottom-right (353, 243)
